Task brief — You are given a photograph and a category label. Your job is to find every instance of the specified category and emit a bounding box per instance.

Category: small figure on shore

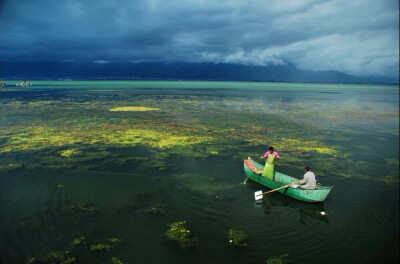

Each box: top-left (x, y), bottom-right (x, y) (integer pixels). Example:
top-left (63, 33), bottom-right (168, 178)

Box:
top-left (260, 146), bottom-right (280, 180)
top-left (298, 166), bottom-right (316, 189)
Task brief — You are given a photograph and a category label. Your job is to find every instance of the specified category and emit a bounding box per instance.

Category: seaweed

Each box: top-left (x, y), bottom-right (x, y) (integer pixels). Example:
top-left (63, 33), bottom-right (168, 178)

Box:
top-left (60, 149), bottom-right (81, 157)
top-left (90, 238), bottom-right (122, 252)
top-left (265, 253), bottom-right (290, 264)
top-left (71, 237), bottom-right (86, 247)
top-left (111, 257), bottom-right (124, 264)
top-left (109, 106), bottom-right (159, 111)
top-left (26, 251), bottom-right (75, 264)
top-left (138, 205), bottom-right (166, 218)
top-left (227, 228), bottom-right (248, 248)
top-left (26, 237), bottom-right (123, 263)
top-left (2, 81), bottom-right (398, 264)
top-left (90, 243), bottom-right (113, 252)
top-left (164, 221), bottom-right (198, 249)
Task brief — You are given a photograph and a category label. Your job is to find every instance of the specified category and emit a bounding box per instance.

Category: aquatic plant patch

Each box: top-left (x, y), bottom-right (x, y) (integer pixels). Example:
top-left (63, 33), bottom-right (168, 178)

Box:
top-left (0, 82), bottom-right (398, 264)
top-left (111, 257), bottom-right (124, 264)
top-left (265, 253), bottom-right (290, 264)
top-left (0, 85), bottom-right (398, 185)
top-left (164, 221), bottom-right (198, 249)
top-left (227, 228), bottom-right (248, 247)
top-left (71, 236), bottom-right (86, 247)
top-left (60, 148), bottom-right (82, 157)
top-left (109, 106), bottom-right (160, 111)
top-left (26, 236), bottom-right (124, 263)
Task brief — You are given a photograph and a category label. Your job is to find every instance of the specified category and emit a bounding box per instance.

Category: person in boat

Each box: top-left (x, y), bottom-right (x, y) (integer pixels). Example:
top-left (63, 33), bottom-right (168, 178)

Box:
top-left (260, 146), bottom-right (280, 180)
top-left (298, 166), bottom-right (316, 189)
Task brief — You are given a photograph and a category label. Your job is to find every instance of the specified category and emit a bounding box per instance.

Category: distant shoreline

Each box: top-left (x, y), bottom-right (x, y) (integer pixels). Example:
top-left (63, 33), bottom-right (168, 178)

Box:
top-left (1, 78), bottom-right (398, 85)
top-left (1, 61), bottom-right (398, 85)
top-left (1, 79), bottom-right (399, 87)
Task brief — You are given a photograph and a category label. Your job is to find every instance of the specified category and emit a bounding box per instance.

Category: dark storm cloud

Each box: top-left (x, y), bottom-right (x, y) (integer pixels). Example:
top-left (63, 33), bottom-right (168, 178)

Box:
top-left (0, 0), bottom-right (398, 77)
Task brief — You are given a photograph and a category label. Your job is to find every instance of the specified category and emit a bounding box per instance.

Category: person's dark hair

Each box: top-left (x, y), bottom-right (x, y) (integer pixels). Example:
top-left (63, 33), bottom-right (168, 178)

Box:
top-left (305, 166), bottom-right (311, 171)
top-left (268, 146), bottom-right (274, 151)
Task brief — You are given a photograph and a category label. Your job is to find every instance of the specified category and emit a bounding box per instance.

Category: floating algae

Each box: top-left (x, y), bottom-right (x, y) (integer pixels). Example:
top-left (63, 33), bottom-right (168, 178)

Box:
top-left (26, 236), bottom-right (123, 263)
top-left (0, 124), bottom-right (214, 153)
top-left (117, 191), bottom-right (176, 218)
top-left (109, 106), bottom-right (159, 111)
top-left (227, 228), bottom-right (248, 248)
top-left (247, 137), bottom-right (338, 157)
top-left (1, 82), bottom-right (399, 264)
top-left (90, 244), bottom-right (113, 252)
top-left (109, 238), bottom-right (122, 244)
top-left (0, 86), bottom-right (397, 185)
top-left (164, 221), bottom-right (198, 249)
top-left (139, 204), bottom-right (166, 218)
top-left (111, 257), bottom-right (124, 264)
top-left (26, 250), bottom-right (75, 264)
top-left (71, 237), bottom-right (86, 247)
top-left (60, 148), bottom-right (81, 157)
top-left (90, 238), bottom-right (122, 252)
top-left (265, 253), bottom-right (290, 264)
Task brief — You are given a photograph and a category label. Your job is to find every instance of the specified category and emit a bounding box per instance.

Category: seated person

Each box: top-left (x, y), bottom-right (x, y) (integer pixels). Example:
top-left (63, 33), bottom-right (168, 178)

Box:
top-left (298, 166), bottom-right (316, 189)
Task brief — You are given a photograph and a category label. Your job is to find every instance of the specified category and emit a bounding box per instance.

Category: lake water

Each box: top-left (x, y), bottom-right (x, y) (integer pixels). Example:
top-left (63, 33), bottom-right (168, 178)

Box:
top-left (0, 81), bottom-right (398, 263)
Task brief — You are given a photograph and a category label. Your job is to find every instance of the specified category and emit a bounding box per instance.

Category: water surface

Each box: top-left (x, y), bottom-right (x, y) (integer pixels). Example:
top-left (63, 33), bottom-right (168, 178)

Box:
top-left (0, 81), bottom-right (398, 263)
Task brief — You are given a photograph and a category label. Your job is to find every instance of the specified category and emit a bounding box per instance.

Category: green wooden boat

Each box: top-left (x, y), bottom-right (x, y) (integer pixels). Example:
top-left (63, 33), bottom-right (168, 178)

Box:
top-left (244, 158), bottom-right (332, 202)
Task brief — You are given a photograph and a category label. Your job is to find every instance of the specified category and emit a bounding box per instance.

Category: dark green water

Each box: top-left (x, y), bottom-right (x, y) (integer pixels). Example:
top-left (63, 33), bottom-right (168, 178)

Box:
top-left (0, 81), bottom-right (398, 263)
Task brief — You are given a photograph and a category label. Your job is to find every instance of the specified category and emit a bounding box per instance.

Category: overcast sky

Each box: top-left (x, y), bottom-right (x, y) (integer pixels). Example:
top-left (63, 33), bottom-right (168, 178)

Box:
top-left (0, 0), bottom-right (398, 77)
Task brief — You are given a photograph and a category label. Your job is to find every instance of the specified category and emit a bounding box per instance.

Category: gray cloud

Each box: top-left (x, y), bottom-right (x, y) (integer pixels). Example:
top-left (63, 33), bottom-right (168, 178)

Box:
top-left (0, 0), bottom-right (398, 77)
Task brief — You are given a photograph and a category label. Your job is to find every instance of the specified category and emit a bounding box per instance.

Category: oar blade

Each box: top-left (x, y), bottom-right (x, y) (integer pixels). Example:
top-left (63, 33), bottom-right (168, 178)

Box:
top-left (254, 190), bottom-right (263, 200)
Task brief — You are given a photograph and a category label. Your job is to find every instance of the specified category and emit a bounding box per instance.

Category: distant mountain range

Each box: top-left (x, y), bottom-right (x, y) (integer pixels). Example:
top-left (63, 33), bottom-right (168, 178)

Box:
top-left (0, 61), bottom-right (398, 84)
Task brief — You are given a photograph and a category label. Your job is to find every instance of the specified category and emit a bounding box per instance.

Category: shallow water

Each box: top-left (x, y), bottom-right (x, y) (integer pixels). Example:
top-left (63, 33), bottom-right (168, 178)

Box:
top-left (0, 81), bottom-right (398, 263)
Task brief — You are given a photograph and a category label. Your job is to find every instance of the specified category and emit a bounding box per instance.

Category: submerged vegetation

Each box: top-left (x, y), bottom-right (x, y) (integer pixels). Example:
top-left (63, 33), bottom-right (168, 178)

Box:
top-left (164, 221), bottom-right (198, 249)
top-left (26, 236), bottom-right (123, 263)
top-left (227, 228), bottom-right (248, 248)
top-left (1, 82), bottom-right (398, 263)
top-left (111, 257), bottom-right (124, 264)
top-left (1, 87), bottom-right (397, 184)
top-left (26, 250), bottom-right (75, 264)
top-left (2, 88), bottom-right (395, 184)
top-left (60, 148), bottom-right (81, 157)
top-left (139, 204), bottom-right (167, 217)
top-left (71, 237), bottom-right (86, 247)
top-left (265, 253), bottom-right (290, 264)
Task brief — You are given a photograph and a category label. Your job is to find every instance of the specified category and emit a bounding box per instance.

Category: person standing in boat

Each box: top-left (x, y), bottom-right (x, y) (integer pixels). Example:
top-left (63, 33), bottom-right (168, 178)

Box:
top-left (260, 146), bottom-right (280, 180)
top-left (298, 166), bottom-right (316, 189)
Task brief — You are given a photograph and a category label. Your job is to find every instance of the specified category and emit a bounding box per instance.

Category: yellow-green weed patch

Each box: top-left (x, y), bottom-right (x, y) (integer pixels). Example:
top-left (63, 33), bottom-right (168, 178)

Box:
top-left (60, 148), bottom-right (81, 157)
top-left (0, 124), bottom-right (215, 154)
top-left (247, 137), bottom-right (338, 156)
top-left (109, 106), bottom-right (159, 112)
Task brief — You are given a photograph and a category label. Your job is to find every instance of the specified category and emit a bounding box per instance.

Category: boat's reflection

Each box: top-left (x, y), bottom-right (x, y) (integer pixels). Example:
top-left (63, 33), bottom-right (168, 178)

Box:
top-left (254, 196), bottom-right (329, 224)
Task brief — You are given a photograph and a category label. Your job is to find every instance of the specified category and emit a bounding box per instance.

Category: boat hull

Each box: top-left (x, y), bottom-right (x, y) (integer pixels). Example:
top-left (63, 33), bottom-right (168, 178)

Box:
top-left (244, 158), bottom-right (332, 202)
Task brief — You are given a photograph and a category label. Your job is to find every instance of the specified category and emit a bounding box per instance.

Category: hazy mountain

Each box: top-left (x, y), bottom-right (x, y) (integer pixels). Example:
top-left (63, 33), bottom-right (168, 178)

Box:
top-left (0, 61), bottom-right (398, 84)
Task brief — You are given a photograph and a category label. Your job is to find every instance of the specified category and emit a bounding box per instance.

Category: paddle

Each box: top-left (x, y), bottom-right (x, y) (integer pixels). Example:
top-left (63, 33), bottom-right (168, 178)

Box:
top-left (243, 177), bottom-right (249, 184)
top-left (254, 181), bottom-right (299, 200)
